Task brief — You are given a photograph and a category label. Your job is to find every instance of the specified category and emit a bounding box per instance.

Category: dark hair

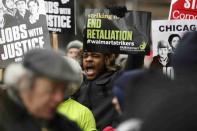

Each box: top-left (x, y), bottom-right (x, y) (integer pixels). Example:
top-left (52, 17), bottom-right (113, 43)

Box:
top-left (104, 53), bottom-right (119, 71)
top-left (27, 0), bottom-right (39, 7)
top-left (82, 52), bottom-right (119, 72)
top-left (168, 34), bottom-right (181, 47)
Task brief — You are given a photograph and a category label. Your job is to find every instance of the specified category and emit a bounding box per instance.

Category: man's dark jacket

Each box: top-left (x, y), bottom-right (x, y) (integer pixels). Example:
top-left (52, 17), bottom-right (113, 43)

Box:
top-left (77, 71), bottom-right (121, 130)
top-left (0, 89), bottom-right (81, 131)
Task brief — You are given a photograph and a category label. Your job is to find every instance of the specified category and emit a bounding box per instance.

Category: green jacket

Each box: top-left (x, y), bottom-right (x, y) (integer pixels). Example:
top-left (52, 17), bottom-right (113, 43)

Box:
top-left (58, 98), bottom-right (97, 131)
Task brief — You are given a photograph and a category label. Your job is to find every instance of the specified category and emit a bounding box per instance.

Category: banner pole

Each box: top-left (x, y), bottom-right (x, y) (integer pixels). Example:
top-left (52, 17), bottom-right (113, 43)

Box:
top-left (52, 32), bottom-right (59, 50)
top-left (74, 0), bottom-right (77, 35)
top-left (0, 69), bottom-right (4, 83)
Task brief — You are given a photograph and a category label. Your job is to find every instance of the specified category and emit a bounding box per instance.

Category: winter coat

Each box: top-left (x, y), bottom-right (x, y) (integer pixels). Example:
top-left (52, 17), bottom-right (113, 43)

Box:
top-left (0, 89), bottom-right (81, 131)
top-left (78, 71), bottom-right (121, 130)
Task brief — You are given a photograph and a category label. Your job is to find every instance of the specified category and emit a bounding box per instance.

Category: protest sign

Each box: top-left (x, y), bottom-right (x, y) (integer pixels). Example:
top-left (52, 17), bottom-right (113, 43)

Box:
top-left (151, 20), bottom-right (197, 79)
top-left (84, 9), bottom-right (151, 54)
top-left (0, 0), bottom-right (50, 68)
top-left (45, 0), bottom-right (75, 33)
top-left (169, 0), bottom-right (197, 19)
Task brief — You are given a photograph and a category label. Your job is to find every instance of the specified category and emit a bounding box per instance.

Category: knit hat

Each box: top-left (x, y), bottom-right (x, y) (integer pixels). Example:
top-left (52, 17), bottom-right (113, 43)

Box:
top-left (66, 40), bottom-right (83, 52)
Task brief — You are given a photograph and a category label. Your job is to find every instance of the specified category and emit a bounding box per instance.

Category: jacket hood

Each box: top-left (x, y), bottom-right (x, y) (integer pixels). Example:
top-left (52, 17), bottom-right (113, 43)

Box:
top-left (172, 31), bottom-right (197, 80)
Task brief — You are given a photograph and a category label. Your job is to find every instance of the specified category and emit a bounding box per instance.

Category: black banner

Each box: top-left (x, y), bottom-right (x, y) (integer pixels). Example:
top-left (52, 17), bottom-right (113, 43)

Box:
top-left (0, 0), bottom-right (50, 68)
top-left (45, 0), bottom-right (74, 33)
top-left (84, 9), bottom-right (151, 54)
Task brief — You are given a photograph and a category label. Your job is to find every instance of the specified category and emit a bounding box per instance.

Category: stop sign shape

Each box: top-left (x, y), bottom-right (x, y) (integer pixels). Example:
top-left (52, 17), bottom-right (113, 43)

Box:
top-left (169, 0), bottom-right (197, 19)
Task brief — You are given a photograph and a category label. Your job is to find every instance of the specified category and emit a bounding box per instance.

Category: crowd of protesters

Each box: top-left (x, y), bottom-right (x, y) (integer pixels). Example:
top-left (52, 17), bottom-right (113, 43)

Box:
top-left (0, 31), bottom-right (196, 131)
top-left (0, 0), bottom-right (197, 131)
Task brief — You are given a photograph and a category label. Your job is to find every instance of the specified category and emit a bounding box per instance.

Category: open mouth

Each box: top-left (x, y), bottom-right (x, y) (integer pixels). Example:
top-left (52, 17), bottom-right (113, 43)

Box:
top-left (84, 63), bottom-right (95, 76)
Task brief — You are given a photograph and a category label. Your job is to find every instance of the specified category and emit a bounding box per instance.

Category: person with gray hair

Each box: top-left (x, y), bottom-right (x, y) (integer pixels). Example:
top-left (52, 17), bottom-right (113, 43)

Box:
top-left (66, 40), bottom-right (83, 62)
top-left (0, 49), bottom-right (81, 131)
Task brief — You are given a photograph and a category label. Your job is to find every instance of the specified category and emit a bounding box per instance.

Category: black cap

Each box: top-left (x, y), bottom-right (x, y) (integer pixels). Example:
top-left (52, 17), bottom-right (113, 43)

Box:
top-left (23, 49), bottom-right (76, 83)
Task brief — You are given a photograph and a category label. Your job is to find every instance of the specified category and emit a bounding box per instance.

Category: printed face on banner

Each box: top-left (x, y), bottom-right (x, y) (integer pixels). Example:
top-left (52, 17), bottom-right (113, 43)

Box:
top-left (16, 1), bottom-right (26, 14)
top-left (83, 9), bottom-right (151, 54)
top-left (169, 0), bottom-right (197, 19)
top-left (158, 47), bottom-right (168, 59)
top-left (151, 20), bottom-right (197, 79)
top-left (28, 0), bottom-right (39, 15)
top-left (5, 0), bottom-right (15, 10)
top-left (44, 0), bottom-right (74, 33)
top-left (0, 0), bottom-right (51, 68)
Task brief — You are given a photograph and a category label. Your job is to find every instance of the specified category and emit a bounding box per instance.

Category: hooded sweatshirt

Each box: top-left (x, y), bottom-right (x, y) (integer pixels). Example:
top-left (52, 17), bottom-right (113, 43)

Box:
top-left (172, 31), bottom-right (197, 83)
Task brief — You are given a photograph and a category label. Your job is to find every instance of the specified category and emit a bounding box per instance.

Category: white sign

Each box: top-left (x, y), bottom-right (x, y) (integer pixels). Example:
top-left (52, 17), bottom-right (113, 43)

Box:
top-left (152, 20), bottom-right (197, 56)
top-left (151, 20), bottom-right (197, 79)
